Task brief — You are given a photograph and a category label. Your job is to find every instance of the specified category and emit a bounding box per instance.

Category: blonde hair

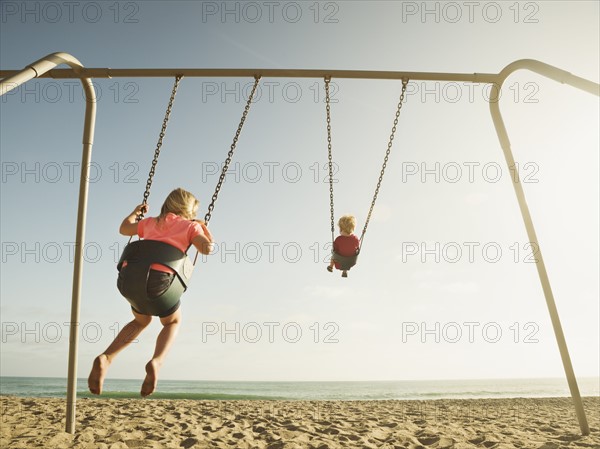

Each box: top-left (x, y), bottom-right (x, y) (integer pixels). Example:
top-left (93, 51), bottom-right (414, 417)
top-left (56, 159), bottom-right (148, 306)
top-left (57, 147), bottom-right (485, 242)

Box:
top-left (158, 188), bottom-right (199, 222)
top-left (338, 215), bottom-right (356, 234)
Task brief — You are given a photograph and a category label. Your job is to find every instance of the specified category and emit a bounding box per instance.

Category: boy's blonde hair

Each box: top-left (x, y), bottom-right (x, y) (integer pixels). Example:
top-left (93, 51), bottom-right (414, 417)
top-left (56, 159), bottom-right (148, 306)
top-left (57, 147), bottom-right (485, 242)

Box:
top-left (159, 188), bottom-right (199, 221)
top-left (338, 215), bottom-right (356, 234)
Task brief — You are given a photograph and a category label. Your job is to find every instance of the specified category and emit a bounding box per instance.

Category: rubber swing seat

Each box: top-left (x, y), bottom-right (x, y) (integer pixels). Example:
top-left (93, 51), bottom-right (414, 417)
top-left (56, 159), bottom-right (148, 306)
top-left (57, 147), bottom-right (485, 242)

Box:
top-left (117, 240), bottom-right (194, 316)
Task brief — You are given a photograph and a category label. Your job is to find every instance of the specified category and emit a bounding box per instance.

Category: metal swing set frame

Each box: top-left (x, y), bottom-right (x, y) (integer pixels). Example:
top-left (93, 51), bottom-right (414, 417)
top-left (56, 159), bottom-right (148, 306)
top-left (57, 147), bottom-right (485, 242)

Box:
top-left (0, 53), bottom-right (598, 435)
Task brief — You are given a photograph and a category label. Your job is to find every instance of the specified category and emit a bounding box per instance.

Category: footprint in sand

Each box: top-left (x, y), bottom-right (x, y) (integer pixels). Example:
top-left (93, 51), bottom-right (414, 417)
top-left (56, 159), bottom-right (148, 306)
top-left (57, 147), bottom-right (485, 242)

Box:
top-left (417, 435), bottom-right (440, 446)
top-left (123, 439), bottom-right (145, 448)
top-left (557, 434), bottom-right (582, 442)
top-left (179, 437), bottom-right (199, 449)
top-left (468, 436), bottom-right (486, 445)
top-left (381, 422), bottom-right (398, 428)
top-left (536, 443), bottom-right (560, 449)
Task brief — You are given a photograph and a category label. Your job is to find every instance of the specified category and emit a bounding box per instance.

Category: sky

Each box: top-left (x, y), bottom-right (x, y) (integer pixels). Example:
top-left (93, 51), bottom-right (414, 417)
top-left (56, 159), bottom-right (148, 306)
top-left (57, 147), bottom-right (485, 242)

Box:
top-left (0, 1), bottom-right (598, 384)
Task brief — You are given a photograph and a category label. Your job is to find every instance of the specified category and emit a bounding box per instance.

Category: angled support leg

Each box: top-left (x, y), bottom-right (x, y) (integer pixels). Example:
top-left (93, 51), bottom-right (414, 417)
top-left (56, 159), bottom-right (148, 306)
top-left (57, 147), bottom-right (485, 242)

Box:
top-left (488, 79), bottom-right (590, 435)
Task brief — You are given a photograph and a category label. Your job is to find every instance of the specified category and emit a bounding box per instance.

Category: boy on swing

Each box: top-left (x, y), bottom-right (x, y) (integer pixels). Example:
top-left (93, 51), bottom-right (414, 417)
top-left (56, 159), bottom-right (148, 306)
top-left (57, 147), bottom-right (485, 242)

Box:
top-left (327, 214), bottom-right (360, 277)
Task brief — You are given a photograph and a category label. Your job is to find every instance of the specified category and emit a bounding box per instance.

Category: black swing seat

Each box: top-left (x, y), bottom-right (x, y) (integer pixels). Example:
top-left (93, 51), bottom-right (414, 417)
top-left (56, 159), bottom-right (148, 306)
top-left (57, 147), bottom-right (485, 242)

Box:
top-left (332, 250), bottom-right (359, 271)
top-left (117, 240), bottom-right (194, 316)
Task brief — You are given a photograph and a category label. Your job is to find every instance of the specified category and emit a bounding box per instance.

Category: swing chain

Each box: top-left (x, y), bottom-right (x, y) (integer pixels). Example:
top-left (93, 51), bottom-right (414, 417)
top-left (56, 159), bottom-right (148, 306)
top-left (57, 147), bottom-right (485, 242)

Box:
top-left (204, 76), bottom-right (261, 225)
top-left (360, 78), bottom-right (409, 245)
top-left (138, 75), bottom-right (183, 221)
top-left (324, 76), bottom-right (335, 244)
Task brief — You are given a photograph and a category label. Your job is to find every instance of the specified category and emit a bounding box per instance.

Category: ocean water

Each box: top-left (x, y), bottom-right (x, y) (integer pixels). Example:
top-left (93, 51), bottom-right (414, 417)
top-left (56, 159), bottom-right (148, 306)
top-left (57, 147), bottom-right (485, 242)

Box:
top-left (1, 377), bottom-right (599, 400)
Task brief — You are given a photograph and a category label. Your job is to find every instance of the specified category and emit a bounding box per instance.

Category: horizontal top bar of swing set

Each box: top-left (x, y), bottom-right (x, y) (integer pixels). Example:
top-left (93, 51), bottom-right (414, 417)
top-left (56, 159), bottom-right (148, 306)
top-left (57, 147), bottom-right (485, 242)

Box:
top-left (0, 68), bottom-right (501, 83)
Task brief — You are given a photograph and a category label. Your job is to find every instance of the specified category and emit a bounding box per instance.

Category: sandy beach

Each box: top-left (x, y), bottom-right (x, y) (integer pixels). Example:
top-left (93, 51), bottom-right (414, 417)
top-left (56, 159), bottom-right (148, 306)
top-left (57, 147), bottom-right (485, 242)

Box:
top-left (1, 396), bottom-right (598, 448)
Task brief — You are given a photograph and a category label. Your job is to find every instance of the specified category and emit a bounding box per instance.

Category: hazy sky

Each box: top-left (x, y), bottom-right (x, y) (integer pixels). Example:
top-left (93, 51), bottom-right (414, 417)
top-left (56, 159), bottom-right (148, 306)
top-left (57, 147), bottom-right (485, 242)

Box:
top-left (1, 1), bottom-right (598, 383)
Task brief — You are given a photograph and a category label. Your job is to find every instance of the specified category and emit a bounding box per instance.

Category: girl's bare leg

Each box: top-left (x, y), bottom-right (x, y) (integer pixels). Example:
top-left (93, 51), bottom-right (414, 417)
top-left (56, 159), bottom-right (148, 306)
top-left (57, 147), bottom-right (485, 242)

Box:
top-left (88, 310), bottom-right (152, 395)
top-left (141, 308), bottom-right (182, 397)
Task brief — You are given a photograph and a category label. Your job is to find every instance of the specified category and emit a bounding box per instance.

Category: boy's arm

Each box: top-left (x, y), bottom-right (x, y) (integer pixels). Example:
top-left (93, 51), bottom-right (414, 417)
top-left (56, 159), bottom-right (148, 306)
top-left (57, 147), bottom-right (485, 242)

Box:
top-left (192, 222), bottom-right (214, 255)
top-left (119, 204), bottom-right (147, 236)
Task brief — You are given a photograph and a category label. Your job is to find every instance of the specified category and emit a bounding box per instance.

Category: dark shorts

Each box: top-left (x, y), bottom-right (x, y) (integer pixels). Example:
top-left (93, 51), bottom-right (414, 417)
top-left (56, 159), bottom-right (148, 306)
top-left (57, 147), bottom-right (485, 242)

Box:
top-left (129, 269), bottom-right (180, 318)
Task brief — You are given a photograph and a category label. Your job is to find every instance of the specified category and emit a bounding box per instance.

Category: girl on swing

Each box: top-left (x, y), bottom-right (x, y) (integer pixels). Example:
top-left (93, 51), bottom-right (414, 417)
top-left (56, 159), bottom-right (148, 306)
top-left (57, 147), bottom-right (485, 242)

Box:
top-left (88, 188), bottom-right (214, 397)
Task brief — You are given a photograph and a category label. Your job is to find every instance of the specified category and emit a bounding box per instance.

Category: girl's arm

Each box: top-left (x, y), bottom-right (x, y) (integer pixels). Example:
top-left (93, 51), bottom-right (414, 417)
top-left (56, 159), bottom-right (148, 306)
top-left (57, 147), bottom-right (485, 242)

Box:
top-left (192, 221), bottom-right (214, 255)
top-left (119, 204), bottom-right (147, 236)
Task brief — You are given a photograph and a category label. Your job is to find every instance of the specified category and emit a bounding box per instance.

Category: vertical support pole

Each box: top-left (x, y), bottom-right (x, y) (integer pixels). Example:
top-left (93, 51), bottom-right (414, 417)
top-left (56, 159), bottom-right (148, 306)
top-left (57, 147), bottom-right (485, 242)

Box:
top-left (488, 83), bottom-right (589, 436)
top-left (65, 76), bottom-right (96, 435)
top-left (0, 52), bottom-right (97, 435)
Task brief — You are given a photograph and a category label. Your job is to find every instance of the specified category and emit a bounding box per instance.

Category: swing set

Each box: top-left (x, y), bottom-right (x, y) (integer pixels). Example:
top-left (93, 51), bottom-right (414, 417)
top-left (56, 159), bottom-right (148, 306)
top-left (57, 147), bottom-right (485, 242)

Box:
top-left (0, 53), bottom-right (598, 435)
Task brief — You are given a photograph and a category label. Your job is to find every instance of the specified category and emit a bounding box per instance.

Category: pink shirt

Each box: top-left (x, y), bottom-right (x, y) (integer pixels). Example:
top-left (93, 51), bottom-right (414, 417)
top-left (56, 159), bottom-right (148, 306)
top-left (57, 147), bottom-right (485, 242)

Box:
top-left (137, 213), bottom-right (204, 273)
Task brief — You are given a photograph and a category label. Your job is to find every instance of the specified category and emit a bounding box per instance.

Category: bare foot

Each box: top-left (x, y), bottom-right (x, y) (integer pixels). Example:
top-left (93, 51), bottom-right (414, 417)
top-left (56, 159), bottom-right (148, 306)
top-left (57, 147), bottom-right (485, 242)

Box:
top-left (141, 359), bottom-right (161, 397)
top-left (88, 354), bottom-right (110, 395)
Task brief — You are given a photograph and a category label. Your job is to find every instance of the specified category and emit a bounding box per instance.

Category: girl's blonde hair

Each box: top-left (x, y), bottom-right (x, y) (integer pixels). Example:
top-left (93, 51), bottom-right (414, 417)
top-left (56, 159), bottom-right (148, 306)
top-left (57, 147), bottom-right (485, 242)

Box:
top-left (158, 188), bottom-right (199, 221)
top-left (338, 215), bottom-right (356, 234)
